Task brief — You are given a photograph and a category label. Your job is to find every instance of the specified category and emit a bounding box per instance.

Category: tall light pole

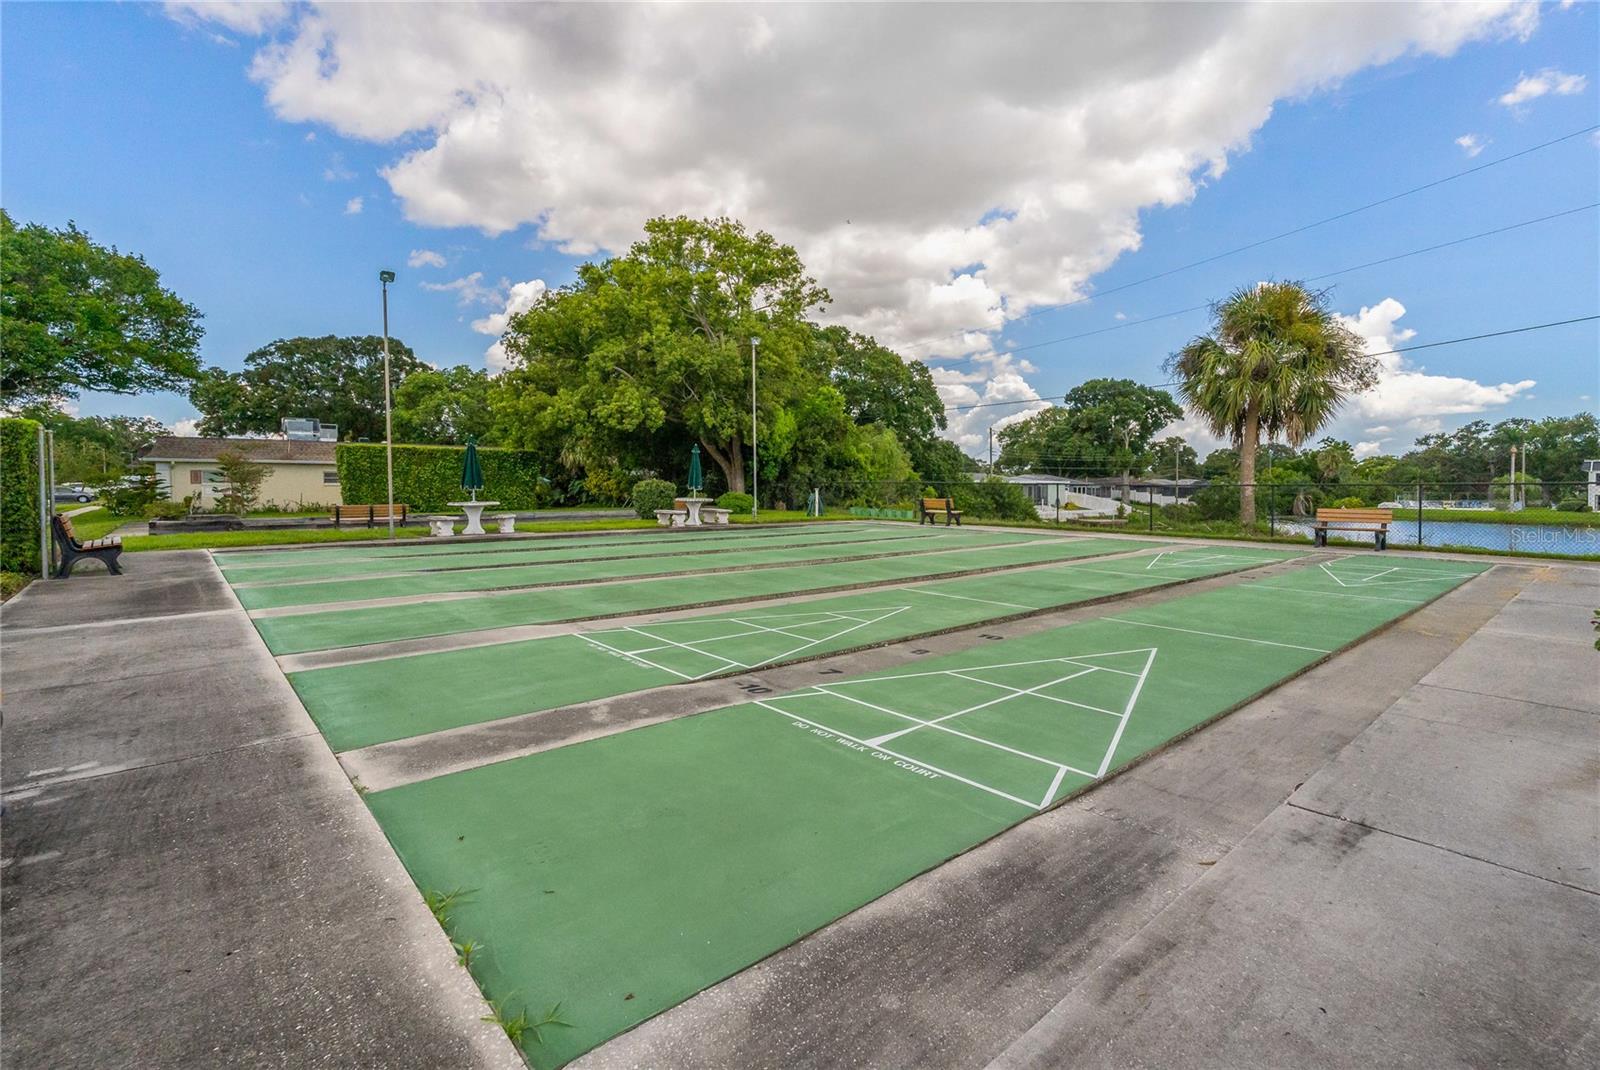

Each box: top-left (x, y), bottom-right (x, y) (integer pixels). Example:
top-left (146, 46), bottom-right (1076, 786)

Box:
top-left (379, 269), bottom-right (397, 539)
top-left (749, 335), bottom-right (760, 520)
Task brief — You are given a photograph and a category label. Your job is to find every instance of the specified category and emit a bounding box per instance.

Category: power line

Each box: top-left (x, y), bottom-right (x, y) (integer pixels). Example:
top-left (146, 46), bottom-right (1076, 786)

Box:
top-left (940, 313), bottom-right (1600, 413)
top-left (934, 201), bottom-right (1598, 374)
top-left (902, 123), bottom-right (1599, 355)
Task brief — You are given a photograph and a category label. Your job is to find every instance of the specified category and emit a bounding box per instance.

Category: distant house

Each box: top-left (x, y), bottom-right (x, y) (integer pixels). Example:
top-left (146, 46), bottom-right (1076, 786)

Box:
top-left (1002, 473), bottom-right (1208, 507)
top-left (1584, 460), bottom-right (1599, 510)
top-left (139, 437), bottom-right (342, 508)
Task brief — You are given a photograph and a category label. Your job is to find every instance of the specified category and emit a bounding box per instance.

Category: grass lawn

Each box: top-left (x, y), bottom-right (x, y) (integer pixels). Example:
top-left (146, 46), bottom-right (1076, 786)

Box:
top-left (60, 508), bottom-right (126, 541)
top-left (1414, 506), bottom-right (1599, 526)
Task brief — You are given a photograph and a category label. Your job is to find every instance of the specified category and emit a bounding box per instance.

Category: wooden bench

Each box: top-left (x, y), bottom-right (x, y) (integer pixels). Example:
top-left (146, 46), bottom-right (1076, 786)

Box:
top-left (1312, 507), bottom-right (1392, 550)
top-left (919, 497), bottom-right (963, 526)
top-left (332, 503), bottom-right (410, 528)
top-left (51, 513), bottom-right (123, 578)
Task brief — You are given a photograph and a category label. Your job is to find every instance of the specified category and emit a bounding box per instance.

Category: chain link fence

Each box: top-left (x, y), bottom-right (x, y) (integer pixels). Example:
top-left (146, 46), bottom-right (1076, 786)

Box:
top-left (768, 476), bottom-right (1600, 558)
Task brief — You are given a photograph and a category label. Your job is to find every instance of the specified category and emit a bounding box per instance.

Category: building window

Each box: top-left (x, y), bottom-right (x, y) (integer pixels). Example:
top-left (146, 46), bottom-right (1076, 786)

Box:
top-left (323, 471), bottom-right (340, 485)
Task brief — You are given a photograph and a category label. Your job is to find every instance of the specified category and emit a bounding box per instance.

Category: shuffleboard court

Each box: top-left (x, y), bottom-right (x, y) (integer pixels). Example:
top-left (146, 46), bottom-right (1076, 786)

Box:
top-left (249, 534), bottom-right (1142, 655)
top-left (216, 523), bottom-right (939, 584)
top-left (364, 554), bottom-right (1488, 1068)
top-left (232, 528), bottom-right (1049, 610)
top-left (290, 546), bottom-right (1295, 752)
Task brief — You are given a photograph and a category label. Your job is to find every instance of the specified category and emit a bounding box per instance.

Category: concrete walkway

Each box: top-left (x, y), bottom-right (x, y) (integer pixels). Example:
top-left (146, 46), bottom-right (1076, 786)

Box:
top-left (0, 552), bottom-right (521, 1069)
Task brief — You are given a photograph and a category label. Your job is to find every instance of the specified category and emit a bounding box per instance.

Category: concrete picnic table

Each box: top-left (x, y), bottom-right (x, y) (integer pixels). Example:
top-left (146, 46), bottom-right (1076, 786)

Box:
top-left (448, 500), bottom-right (500, 536)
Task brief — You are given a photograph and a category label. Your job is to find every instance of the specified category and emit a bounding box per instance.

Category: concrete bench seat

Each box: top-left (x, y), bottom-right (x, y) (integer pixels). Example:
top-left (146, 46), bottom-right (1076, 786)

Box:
top-left (424, 515), bottom-right (458, 538)
top-left (655, 509), bottom-right (688, 528)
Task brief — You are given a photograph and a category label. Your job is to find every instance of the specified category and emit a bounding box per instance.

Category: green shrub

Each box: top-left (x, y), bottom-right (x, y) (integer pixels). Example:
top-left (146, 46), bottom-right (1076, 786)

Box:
top-left (1192, 481), bottom-right (1239, 521)
top-left (630, 478), bottom-right (677, 519)
top-left (0, 418), bottom-right (42, 574)
top-left (1328, 495), bottom-right (1366, 509)
top-left (0, 570), bottom-right (30, 601)
top-left (143, 500), bottom-right (189, 520)
top-left (959, 477), bottom-right (1037, 522)
top-left (715, 491), bottom-right (754, 514)
top-left (336, 443), bottom-right (549, 511)
top-left (1557, 497), bottom-right (1590, 513)
top-left (95, 466), bottom-right (166, 516)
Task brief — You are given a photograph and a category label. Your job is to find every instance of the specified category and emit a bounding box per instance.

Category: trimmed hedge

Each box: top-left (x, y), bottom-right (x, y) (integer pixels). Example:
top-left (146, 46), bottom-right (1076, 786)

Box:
top-left (1, 418), bottom-right (43, 574)
top-left (715, 492), bottom-right (754, 514)
top-left (335, 443), bottom-right (549, 511)
top-left (631, 478), bottom-right (677, 519)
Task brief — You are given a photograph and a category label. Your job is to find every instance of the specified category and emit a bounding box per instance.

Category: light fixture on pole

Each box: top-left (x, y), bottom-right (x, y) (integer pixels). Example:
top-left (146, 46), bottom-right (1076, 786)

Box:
top-left (379, 269), bottom-right (397, 539)
top-left (749, 335), bottom-right (760, 520)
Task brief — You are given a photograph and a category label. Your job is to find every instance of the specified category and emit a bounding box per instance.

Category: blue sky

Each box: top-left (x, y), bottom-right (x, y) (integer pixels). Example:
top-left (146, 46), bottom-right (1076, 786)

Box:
top-left (2, 2), bottom-right (1595, 457)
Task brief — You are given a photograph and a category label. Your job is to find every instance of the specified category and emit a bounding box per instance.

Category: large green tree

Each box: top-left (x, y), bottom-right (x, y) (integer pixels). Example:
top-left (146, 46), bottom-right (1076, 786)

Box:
top-left (1167, 282), bottom-right (1376, 525)
top-left (996, 378), bottom-right (1180, 489)
top-left (190, 335), bottom-right (425, 441)
top-left (11, 405), bottom-right (169, 482)
top-left (1, 210), bottom-right (204, 405)
top-left (393, 365), bottom-right (495, 444)
top-left (494, 216), bottom-right (829, 494)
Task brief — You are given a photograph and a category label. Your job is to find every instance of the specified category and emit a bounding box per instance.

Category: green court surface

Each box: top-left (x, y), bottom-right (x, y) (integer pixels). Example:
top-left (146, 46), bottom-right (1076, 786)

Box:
top-left (232, 528), bottom-right (1049, 610)
top-left (364, 555), bottom-right (1487, 1067)
top-left (250, 534), bottom-right (1144, 655)
top-left (292, 546), bottom-right (1294, 752)
top-left (216, 524), bottom-right (944, 585)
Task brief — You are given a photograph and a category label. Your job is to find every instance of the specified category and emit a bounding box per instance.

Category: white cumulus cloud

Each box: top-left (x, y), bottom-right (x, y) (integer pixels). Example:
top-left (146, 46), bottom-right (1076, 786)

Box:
top-left (1498, 67), bottom-right (1588, 108)
top-left (407, 248), bottom-right (446, 269)
top-left (474, 280), bottom-right (549, 373)
top-left (1340, 298), bottom-right (1535, 429)
top-left (1454, 133), bottom-right (1487, 157)
top-left (165, 1), bottom-right (290, 35)
top-left (175, 1), bottom-right (1540, 448)
top-left (343, 195), bottom-right (363, 215)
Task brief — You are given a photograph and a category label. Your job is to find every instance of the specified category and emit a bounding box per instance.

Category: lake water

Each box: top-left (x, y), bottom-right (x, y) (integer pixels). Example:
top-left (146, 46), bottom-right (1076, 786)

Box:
top-left (1277, 517), bottom-right (1600, 556)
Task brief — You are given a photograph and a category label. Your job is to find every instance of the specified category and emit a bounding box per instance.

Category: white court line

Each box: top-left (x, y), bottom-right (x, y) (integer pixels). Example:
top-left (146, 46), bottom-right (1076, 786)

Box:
top-left (944, 668), bottom-right (1119, 717)
top-left (576, 635), bottom-right (702, 680)
top-left (865, 668), bottom-right (1099, 748)
top-left (804, 683), bottom-right (1098, 778)
top-left (904, 587), bottom-right (1035, 611)
top-left (720, 607), bottom-right (911, 670)
top-left (1237, 583), bottom-right (1423, 605)
top-left (754, 702), bottom-right (1040, 810)
top-left (621, 625), bottom-right (751, 673)
top-left (801, 653), bottom-right (1148, 689)
top-left (1094, 647), bottom-right (1157, 779)
top-left (1102, 618), bottom-right (1332, 653)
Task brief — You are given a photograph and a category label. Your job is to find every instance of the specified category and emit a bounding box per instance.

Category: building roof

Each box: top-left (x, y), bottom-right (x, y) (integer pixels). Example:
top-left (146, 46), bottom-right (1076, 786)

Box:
top-left (139, 436), bottom-right (337, 464)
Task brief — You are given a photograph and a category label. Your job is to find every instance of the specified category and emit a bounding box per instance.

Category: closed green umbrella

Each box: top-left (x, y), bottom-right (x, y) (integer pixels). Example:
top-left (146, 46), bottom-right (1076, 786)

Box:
top-left (687, 443), bottom-right (703, 496)
top-left (461, 436), bottom-right (485, 501)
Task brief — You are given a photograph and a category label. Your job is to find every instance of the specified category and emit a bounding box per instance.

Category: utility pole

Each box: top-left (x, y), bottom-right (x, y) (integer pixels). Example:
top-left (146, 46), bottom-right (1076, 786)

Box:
top-left (379, 270), bottom-right (397, 539)
top-left (988, 426), bottom-right (994, 472)
top-left (1510, 445), bottom-right (1518, 507)
top-left (750, 336), bottom-right (760, 520)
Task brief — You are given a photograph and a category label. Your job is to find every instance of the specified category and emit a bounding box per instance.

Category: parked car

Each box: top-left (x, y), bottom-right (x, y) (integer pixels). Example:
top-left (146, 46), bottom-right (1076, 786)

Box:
top-left (53, 484), bottom-right (96, 504)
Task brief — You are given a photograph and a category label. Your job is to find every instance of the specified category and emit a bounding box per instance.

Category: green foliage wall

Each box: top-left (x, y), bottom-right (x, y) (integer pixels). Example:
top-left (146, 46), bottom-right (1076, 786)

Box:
top-left (1, 417), bottom-right (43, 573)
top-left (336, 443), bottom-right (548, 511)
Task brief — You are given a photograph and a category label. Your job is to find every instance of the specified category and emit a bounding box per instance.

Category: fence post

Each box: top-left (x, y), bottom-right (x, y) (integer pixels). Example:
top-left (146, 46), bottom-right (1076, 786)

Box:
top-left (1416, 481), bottom-right (1423, 546)
top-left (1268, 483), bottom-right (1275, 537)
top-left (1148, 485), bottom-right (1154, 533)
top-left (37, 425), bottom-right (50, 579)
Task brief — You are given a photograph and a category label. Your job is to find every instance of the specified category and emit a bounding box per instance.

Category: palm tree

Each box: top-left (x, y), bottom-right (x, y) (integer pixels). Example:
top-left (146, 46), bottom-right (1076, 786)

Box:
top-left (1166, 282), bottom-right (1376, 526)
